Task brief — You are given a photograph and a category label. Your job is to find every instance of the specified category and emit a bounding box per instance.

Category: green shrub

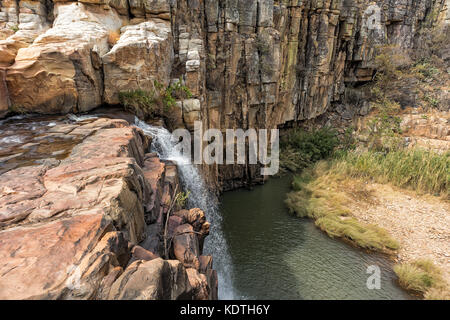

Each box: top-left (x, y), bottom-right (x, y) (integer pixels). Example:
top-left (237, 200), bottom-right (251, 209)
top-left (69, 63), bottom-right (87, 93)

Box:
top-left (119, 79), bottom-right (192, 124)
top-left (8, 104), bottom-right (27, 115)
top-left (175, 191), bottom-right (190, 209)
top-left (373, 45), bottom-right (411, 89)
top-left (365, 95), bottom-right (403, 152)
top-left (9, 25), bottom-right (19, 33)
top-left (413, 59), bottom-right (440, 80)
top-left (423, 94), bottom-right (440, 108)
top-left (119, 89), bottom-right (156, 116)
top-left (280, 128), bottom-right (339, 172)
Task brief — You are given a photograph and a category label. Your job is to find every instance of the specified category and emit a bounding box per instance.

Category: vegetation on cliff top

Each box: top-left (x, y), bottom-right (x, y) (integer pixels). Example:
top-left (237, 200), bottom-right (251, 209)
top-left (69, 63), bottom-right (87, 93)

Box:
top-left (119, 79), bottom-right (192, 127)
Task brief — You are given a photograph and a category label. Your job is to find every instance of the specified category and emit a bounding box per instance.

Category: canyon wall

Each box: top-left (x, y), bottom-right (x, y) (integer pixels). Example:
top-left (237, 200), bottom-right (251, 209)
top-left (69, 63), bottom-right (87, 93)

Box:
top-left (0, 0), bottom-right (448, 189)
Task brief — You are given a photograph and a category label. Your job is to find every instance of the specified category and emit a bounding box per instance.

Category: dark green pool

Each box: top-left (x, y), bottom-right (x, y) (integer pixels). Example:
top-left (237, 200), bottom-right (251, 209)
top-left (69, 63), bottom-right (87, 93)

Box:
top-left (220, 175), bottom-right (413, 300)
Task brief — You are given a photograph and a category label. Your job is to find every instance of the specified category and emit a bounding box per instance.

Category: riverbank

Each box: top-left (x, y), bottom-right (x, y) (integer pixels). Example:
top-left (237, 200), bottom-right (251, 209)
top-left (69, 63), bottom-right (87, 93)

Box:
top-left (348, 181), bottom-right (449, 299)
top-left (281, 41), bottom-right (450, 299)
top-left (285, 151), bottom-right (449, 299)
top-left (221, 175), bottom-right (412, 300)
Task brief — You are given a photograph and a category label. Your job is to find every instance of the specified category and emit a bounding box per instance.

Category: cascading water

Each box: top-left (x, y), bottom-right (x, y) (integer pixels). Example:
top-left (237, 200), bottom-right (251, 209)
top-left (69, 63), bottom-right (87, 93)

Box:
top-left (134, 118), bottom-right (236, 299)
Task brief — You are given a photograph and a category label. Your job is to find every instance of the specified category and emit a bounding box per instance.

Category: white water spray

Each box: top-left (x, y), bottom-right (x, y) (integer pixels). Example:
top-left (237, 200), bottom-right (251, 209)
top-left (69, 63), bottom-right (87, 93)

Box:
top-left (134, 118), bottom-right (235, 299)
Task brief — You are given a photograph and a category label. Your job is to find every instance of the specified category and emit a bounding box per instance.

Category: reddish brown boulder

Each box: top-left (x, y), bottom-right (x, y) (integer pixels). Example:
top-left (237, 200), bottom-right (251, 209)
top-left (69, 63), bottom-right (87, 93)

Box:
top-left (0, 119), bottom-right (152, 243)
top-left (167, 215), bottom-right (183, 238)
top-left (186, 268), bottom-right (209, 300)
top-left (206, 269), bottom-right (219, 300)
top-left (131, 245), bottom-right (160, 261)
top-left (172, 224), bottom-right (200, 270)
top-left (199, 255), bottom-right (213, 274)
top-left (0, 211), bottom-right (111, 299)
top-left (0, 116), bottom-right (216, 300)
top-left (142, 153), bottom-right (166, 223)
top-left (0, 164), bottom-right (49, 227)
top-left (107, 258), bottom-right (191, 300)
top-left (173, 208), bottom-right (210, 250)
top-left (0, 118), bottom-right (153, 299)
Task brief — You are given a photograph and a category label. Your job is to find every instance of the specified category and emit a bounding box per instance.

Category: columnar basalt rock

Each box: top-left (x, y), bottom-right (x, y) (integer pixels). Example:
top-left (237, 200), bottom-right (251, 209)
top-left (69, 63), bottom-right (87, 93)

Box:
top-left (0, 116), bottom-right (217, 300)
top-left (188, 0), bottom-right (448, 190)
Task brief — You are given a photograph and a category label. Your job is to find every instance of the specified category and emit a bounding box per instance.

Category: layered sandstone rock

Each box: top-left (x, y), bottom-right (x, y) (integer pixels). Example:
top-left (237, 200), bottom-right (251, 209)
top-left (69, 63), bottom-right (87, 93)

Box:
top-left (0, 116), bottom-right (217, 300)
top-left (5, 3), bottom-right (123, 114)
top-left (102, 19), bottom-right (173, 105)
top-left (0, 0), bottom-right (444, 120)
top-left (106, 258), bottom-right (192, 300)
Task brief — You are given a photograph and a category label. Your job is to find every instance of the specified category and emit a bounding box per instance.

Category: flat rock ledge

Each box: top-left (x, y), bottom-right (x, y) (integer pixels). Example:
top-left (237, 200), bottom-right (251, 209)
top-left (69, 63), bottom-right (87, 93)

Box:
top-left (0, 117), bottom-right (217, 300)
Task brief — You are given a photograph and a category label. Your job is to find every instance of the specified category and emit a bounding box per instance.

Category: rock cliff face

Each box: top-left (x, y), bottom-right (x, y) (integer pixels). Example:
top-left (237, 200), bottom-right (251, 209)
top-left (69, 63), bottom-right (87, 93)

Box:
top-left (0, 116), bottom-right (217, 300)
top-left (0, 0), bottom-right (448, 188)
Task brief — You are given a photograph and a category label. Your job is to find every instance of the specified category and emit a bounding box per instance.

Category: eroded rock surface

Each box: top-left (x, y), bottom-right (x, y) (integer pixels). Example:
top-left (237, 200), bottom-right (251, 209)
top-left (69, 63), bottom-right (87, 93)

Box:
top-left (102, 19), bottom-right (173, 105)
top-left (0, 116), bottom-right (217, 300)
top-left (6, 3), bottom-right (123, 113)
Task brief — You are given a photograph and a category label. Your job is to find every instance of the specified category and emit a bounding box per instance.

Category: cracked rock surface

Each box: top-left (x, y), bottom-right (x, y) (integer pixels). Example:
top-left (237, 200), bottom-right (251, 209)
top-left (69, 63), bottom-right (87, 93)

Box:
top-left (0, 115), bottom-right (217, 300)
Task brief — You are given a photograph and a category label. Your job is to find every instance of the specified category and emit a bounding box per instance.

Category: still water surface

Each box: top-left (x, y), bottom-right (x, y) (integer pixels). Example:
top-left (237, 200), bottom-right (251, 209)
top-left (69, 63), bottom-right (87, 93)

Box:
top-left (220, 176), bottom-right (413, 300)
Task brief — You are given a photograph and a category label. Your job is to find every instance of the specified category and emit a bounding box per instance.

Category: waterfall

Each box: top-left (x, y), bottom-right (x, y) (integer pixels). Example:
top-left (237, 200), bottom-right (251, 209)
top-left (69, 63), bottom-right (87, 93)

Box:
top-left (134, 118), bottom-right (235, 299)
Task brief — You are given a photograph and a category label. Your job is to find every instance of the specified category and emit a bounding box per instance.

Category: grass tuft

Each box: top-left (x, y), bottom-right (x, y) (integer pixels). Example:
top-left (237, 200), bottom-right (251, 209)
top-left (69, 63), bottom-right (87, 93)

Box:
top-left (394, 259), bottom-right (448, 299)
top-left (331, 149), bottom-right (449, 198)
top-left (285, 162), bottom-right (400, 253)
top-left (119, 79), bottom-right (192, 127)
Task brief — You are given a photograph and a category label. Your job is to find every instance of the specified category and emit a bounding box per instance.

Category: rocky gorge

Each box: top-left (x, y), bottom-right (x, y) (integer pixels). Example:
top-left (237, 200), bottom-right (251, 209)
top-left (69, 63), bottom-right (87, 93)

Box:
top-left (1, 0), bottom-right (449, 190)
top-left (0, 0), bottom-right (449, 301)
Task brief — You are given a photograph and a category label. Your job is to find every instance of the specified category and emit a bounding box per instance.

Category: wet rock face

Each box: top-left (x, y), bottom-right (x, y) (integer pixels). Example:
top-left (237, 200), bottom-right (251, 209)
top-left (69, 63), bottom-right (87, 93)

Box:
top-left (0, 116), bottom-right (217, 300)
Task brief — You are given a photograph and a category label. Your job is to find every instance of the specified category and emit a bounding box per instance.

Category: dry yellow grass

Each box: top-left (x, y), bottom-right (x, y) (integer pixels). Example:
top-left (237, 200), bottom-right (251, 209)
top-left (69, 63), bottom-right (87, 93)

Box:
top-left (394, 259), bottom-right (449, 300)
top-left (285, 161), bottom-right (400, 253)
top-left (286, 153), bottom-right (449, 299)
